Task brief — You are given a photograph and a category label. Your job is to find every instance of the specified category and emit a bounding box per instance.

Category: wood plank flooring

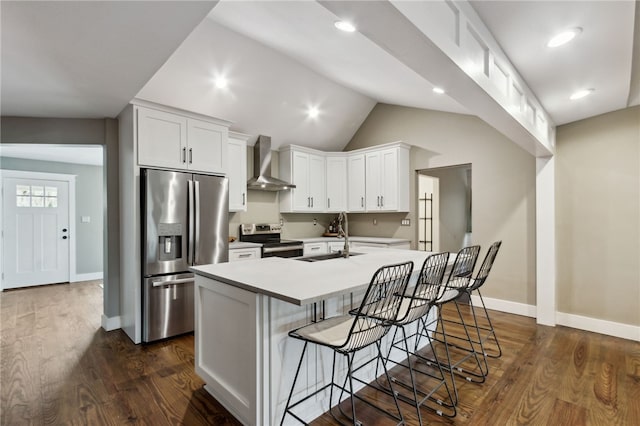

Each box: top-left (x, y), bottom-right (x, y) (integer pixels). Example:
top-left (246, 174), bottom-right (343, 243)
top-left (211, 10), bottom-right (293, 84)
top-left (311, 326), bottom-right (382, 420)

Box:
top-left (2, 282), bottom-right (638, 425)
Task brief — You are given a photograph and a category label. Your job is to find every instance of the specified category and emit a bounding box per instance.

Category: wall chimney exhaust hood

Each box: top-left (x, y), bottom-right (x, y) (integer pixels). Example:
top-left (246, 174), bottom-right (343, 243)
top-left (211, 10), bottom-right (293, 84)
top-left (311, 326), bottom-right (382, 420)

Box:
top-left (247, 135), bottom-right (295, 191)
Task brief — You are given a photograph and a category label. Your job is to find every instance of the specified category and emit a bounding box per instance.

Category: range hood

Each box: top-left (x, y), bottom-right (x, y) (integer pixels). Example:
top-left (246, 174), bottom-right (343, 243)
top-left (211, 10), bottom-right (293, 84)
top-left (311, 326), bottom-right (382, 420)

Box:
top-left (247, 135), bottom-right (295, 191)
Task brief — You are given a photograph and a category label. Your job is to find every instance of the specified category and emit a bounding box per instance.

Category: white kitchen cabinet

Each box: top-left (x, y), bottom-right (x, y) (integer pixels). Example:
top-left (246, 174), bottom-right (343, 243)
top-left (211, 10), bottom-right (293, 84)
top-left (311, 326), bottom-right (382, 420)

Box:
top-left (364, 145), bottom-right (410, 212)
top-left (280, 146), bottom-right (326, 212)
top-left (228, 132), bottom-right (250, 212)
top-left (137, 105), bottom-right (229, 175)
top-left (325, 155), bottom-right (347, 212)
top-left (228, 247), bottom-right (261, 262)
top-left (303, 242), bottom-right (328, 256)
top-left (347, 153), bottom-right (366, 212)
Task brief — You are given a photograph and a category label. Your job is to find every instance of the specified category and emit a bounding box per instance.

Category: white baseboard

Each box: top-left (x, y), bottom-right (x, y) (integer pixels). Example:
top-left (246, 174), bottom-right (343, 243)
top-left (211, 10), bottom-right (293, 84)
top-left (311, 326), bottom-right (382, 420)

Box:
top-left (72, 272), bottom-right (103, 282)
top-left (556, 312), bottom-right (640, 342)
top-left (470, 295), bottom-right (639, 341)
top-left (470, 294), bottom-right (537, 318)
top-left (101, 314), bottom-right (121, 331)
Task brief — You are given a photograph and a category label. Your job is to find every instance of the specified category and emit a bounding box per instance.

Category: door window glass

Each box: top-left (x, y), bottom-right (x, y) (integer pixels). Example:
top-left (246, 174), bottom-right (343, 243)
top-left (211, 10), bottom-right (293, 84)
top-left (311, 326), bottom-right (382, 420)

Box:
top-left (15, 184), bottom-right (58, 208)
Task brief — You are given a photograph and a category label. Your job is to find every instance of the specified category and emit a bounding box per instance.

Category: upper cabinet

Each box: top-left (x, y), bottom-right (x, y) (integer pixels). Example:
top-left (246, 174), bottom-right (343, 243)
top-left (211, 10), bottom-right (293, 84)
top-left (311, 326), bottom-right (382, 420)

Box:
top-left (136, 105), bottom-right (229, 175)
top-left (325, 154), bottom-right (348, 212)
top-left (365, 146), bottom-right (409, 212)
top-left (280, 146), bottom-right (326, 213)
top-left (228, 132), bottom-right (250, 212)
top-left (347, 153), bottom-right (366, 212)
top-left (280, 142), bottom-right (410, 214)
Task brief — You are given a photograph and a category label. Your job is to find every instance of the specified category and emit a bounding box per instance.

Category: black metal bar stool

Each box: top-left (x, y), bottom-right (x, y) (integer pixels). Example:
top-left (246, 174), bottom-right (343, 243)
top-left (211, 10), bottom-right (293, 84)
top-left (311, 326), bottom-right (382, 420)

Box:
top-left (441, 241), bottom-right (503, 378)
top-left (356, 252), bottom-right (457, 425)
top-left (280, 261), bottom-right (414, 426)
top-left (417, 245), bottom-right (482, 403)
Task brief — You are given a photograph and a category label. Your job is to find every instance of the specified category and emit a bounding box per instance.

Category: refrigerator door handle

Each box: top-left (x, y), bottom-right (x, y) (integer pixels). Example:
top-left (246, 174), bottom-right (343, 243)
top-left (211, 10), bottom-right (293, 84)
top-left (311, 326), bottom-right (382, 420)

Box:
top-left (188, 180), bottom-right (194, 265)
top-left (194, 180), bottom-right (201, 264)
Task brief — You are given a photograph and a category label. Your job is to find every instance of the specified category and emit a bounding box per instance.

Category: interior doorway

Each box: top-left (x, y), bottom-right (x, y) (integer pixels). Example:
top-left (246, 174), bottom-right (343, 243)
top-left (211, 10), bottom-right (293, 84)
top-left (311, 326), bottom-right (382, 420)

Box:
top-left (0, 144), bottom-right (104, 288)
top-left (417, 164), bottom-right (472, 253)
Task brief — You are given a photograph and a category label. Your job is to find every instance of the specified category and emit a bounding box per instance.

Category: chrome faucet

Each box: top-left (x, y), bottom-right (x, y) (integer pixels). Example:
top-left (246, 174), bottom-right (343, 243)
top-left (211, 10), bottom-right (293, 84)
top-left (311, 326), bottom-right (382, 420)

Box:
top-left (337, 211), bottom-right (350, 258)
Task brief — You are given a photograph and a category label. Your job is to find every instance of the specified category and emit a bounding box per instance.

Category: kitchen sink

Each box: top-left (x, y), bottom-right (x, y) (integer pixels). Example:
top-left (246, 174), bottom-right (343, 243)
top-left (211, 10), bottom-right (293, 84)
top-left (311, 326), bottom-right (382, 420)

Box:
top-left (294, 251), bottom-right (364, 262)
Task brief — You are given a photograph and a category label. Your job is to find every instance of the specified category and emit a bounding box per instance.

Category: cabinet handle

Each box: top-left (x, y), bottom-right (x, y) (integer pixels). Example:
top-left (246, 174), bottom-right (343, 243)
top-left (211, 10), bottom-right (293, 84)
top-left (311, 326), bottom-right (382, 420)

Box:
top-left (239, 253), bottom-right (252, 258)
top-left (242, 193), bottom-right (246, 206)
top-left (307, 197), bottom-right (310, 207)
top-left (328, 198), bottom-right (330, 209)
top-left (381, 195), bottom-right (384, 207)
top-left (189, 148), bottom-right (193, 164)
top-left (182, 147), bottom-right (187, 163)
top-left (311, 197), bottom-right (314, 208)
top-left (377, 196), bottom-right (380, 207)
top-left (361, 197), bottom-right (364, 207)
top-left (311, 246), bottom-right (320, 251)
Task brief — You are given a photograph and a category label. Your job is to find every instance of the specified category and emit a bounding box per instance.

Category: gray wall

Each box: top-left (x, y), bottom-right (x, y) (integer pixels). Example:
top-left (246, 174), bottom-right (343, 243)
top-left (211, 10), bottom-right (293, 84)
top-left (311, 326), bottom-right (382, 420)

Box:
top-left (1, 116), bottom-right (120, 319)
top-left (344, 104), bottom-right (537, 306)
top-left (1, 157), bottom-right (103, 274)
top-left (421, 166), bottom-right (470, 252)
top-left (556, 106), bottom-right (640, 326)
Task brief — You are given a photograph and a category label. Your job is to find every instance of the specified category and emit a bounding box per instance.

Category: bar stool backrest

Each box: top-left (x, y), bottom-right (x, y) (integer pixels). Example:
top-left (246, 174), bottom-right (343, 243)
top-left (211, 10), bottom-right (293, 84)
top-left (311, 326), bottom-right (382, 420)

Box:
top-left (344, 261), bottom-right (414, 352)
top-left (469, 241), bottom-right (502, 291)
top-left (397, 252), bottom-right (450, 324)
top-left (437, 245), bottom-right (481, 300)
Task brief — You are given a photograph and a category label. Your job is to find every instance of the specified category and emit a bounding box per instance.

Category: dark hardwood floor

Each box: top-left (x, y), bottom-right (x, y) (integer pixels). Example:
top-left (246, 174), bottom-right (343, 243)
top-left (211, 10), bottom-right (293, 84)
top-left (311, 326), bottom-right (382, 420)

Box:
top-left (1, 282), bottom-right (638, 425)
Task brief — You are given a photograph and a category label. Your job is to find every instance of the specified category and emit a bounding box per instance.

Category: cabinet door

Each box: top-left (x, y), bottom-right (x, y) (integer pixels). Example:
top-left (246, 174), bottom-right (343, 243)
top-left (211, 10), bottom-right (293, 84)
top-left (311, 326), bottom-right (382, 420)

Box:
top-left (380, 148), bottom-right (398, 211)
top-left (137, 107), bottom-right (187, 169)
top-left (187, 119), bottom-right (228, 174)
top-left (291, 151), bottom-right (310, 211)
top-left (326, 156), bottom-right (347, 212)
top-left (347, 154), bottom-right (366, 212)
top-left (365, 152), bottom-right (382, 211)
top-left (228, 138), bottom-right (247, 212)
top-left (308, 154), bottom-right (326, 211)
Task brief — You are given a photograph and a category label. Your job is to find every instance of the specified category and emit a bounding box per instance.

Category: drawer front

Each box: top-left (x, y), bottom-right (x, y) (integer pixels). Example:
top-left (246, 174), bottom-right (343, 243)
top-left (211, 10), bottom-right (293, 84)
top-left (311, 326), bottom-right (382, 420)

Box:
top-left (229, 248), bottom-right (260, 262)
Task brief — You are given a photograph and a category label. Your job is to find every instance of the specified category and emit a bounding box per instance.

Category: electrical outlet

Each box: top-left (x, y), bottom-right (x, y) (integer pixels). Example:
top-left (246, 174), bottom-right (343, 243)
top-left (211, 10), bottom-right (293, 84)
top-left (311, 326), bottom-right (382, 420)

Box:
top-left (373, 218), bottom-right (377, 225)
top-left (313, 218), bottom-right (317, 226)
top-left (401, 219), bottom-right (411, 226)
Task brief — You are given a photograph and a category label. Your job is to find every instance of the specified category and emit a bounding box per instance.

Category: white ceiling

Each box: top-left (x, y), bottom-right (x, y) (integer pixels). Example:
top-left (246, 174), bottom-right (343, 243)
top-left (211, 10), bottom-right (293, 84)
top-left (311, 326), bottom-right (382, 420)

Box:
top-left (0, 0), bottom-right (216, 118)
top-left (1, 1), bottom-right (638, 155)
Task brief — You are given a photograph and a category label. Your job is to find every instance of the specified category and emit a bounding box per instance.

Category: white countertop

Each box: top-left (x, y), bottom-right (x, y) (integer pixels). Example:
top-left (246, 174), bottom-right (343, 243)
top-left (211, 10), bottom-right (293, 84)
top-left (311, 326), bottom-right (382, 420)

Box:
top-left (229, 241), bottom-right (262, 249)
top-left (192, 247), bottom-right (434, 306)
top-left (299, 236), bottom-right (410, 245)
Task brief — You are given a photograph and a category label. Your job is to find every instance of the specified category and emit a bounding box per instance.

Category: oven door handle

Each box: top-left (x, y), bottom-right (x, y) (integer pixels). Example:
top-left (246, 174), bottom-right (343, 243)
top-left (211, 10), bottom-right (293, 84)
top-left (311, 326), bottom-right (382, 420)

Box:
top-left (262, 245), bottom-right (304, 254)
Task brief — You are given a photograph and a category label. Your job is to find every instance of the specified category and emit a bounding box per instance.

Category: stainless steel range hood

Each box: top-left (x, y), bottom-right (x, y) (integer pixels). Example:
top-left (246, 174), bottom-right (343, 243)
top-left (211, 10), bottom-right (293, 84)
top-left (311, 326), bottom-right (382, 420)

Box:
top-left (247, 135), bottom-right (295, 191)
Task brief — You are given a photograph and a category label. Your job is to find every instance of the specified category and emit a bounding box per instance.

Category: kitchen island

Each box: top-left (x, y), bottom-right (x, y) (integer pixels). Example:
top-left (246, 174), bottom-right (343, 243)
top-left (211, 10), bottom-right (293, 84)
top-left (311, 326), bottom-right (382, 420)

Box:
top-left (191, 247), bottom-right (436, 426)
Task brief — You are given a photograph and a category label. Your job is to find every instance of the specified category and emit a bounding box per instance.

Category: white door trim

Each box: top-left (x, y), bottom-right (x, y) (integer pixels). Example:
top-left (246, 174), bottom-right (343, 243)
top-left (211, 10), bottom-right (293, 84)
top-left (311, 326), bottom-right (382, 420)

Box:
top-left (0, 169), bottom-right (77, 287)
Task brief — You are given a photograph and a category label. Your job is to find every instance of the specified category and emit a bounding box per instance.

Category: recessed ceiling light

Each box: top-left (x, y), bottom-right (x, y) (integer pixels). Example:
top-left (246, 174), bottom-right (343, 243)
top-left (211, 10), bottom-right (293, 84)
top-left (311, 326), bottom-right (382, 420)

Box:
top-left (433, 87), bottom-right (445, 94)
top-left (334, 20), bottom-right (356, 33)
top-left (547, 27), bottom-right (582, 48)
top-left (214, 77), bottom-right (228, 89)
top-left (307, 106), bottom-right (319, 118)
top-left (569, 88), bottom-right (594, 100)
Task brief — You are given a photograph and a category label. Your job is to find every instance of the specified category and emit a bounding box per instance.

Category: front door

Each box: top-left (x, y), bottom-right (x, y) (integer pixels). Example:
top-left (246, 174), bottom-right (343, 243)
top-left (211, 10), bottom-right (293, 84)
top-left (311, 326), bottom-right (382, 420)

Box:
top-left (2, 177), bottom-right (70, 289)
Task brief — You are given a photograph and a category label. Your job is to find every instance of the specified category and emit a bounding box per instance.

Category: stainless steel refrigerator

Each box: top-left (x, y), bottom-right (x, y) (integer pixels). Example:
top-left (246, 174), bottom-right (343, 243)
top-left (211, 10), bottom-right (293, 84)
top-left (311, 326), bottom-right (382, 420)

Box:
top-left (141, 169), bottom-right (228, 342)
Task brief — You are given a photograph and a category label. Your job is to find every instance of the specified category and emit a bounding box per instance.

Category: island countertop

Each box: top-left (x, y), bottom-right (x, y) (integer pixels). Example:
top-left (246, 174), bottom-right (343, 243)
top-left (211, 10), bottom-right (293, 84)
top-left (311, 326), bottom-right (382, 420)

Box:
top-left (191, 247), bottom-right (434, 306)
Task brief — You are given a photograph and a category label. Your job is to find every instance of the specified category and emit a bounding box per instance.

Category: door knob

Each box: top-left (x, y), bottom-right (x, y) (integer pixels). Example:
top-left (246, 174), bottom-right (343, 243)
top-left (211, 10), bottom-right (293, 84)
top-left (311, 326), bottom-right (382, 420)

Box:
top-left (62, 236), bottom-right (68, 240)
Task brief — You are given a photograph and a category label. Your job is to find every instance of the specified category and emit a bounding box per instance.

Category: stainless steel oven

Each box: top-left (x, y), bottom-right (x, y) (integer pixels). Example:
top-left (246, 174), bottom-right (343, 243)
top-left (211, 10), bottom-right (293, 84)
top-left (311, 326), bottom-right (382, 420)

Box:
top-left (239, 223), bottom-right (303, 258)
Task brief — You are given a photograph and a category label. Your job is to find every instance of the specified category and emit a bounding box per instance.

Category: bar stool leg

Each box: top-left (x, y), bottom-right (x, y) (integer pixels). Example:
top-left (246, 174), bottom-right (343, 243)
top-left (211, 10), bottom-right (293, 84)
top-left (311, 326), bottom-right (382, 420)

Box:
top-left (281, 341), bottom-right (309, 426)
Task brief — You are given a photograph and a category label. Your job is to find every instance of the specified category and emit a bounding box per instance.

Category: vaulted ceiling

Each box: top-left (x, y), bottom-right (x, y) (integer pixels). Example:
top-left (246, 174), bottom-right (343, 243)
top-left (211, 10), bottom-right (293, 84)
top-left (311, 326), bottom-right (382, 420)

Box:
top-left (2, 1), bottom-right (638, 154)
